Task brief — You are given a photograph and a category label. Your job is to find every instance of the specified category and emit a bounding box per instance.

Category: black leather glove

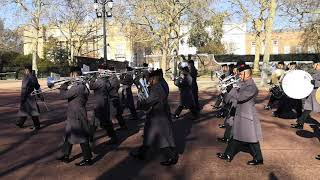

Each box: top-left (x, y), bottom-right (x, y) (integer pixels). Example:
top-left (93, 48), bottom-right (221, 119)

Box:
top-left (60, 82), bottom-right (69, 90)
top-left (311, 80), bottom-right (315, 85)
top-left (40, 94), bottom-right (45, 101)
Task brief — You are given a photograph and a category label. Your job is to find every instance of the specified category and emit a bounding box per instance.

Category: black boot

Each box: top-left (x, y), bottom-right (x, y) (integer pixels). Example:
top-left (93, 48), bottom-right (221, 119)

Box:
top-left (30, 116), bottom-right (41, 131)
top-left (247, 159), bottom-right (263, 166)
top-left (216, 153), bottom-right (232, 162)
top-left (315, 155), bottom-right (320, 160)
top-left (56, 156), bottom-right (70, 163)
top-left (160, 147), bottom-right (179, 166)
top-left (107, 136), bottom-right (119, 145)
top-left (291, 123), bottom-right (303, 129)
top-left (217, 137), bottom-right (229, 143)
top-left (218, 124), bottom-right (226, 128)
top-left (130, 146), bottom-right (148, 160)
top-left (16, 123), bottom-right (24, 128)
top-left (75, 159), bottom-right (93, 166)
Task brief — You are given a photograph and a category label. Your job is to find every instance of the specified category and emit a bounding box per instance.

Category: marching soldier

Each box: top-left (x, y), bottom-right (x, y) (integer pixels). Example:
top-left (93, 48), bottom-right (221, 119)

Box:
top-left (265, 61), bottom-right (285, 110)
top-left (288, 61), bottom-right (298, 70)
top-left (142, 63), bottom-right (150, 82)
top-left (273, 61), bottom-right (302, 119)
top-left (217, 87), bottom-right (237, 143)
top-left (16, 65), bottom-right (43, 131)
top-left (120, 67), bottom-right (138, 120)
top-left (56, 67), bottom-right (93, 166)
top-left (216, 63), bottom-right (243, 142)
top-left (173, 63), bottom-right (198, 119)
top-left (131, 70), bottom-right (179, 166)
top-left (188, 60), bottom-right (200, 111)
top-left (108, 67), bottom-right (128, 130)
top-left (89, 66), bottom-right (119, 144)
top-left (291, 58), bottom-right (320, 130)
top-left (217, 65), bottom-right (264, 166)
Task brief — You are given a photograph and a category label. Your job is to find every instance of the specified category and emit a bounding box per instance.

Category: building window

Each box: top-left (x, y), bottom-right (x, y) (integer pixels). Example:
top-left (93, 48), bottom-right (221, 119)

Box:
top-left (296, 46), bottom-right (302, 53)
top-left (180, 39), bottom-right (184, 45)
top-left (116, 44), bottom-right (125, 56)
top-left (273, 40), bottom-right (279, 46)
top-left (272, 47), bottom-right (279, 54)
top-left (308, 46), bottom-right (315, 53)
top-left (284, 46), bottom-right (291, 54)
top-left (251, 41), bottom-right (256, 47)
top-left (250, 47), bottom-right (255, 55)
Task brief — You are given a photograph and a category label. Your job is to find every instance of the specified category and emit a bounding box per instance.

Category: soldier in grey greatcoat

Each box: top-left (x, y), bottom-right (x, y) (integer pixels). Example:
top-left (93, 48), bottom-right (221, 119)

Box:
top-left (119, 67), bottom-right (138, 120)
top-left (292, 58), bottom-right (320, 130)
top-left (130, 69), bottom-right (179, 166)
top-left (56, 67), bottom-right (93, 166)
top-left (173, 65), bottom-right (197, 119)
top-left (188, 60), bottom-right (200, 111)
top-left (16, 66), bottom-right (42, 131)
top-left (217, 65), bottom-right (263, 166)
top-left (89, 67), bottom-right (119, 144)
top-left (107, 68), bottom-right (127, 130)
top-left (217, 81), bottom-right (239, 143)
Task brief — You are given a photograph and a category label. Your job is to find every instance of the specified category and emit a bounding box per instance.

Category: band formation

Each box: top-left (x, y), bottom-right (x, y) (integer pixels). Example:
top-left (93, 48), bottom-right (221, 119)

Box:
top-left (15, 57), bottom-right (320, 167)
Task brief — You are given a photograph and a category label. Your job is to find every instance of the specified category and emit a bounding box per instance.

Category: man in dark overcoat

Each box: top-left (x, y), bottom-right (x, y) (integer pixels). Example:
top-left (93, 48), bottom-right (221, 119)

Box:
top-left (16, 65), bottom-right (42, 131)
top-left (120, 67), bottom-right (138, 120)
top-left (56, 67), bottom-right (93, 166)
top-left (131, 70), bottom-right (179, 166)
top-left (107, 67), bottom-right (127, 130)
top-left (292, 58), bottom-right (320, 130)
top-left (188, 60), bottom-right (200, 111)
top-left (89, 66), bottom-right (119, 144)
top-left (173, 65), bottom-right (197, 119)
top-left (217, 65), bottom-right (263, 166)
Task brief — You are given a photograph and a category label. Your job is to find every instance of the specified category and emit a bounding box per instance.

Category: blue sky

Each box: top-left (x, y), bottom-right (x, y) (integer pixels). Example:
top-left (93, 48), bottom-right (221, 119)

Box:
top-left (0, 0), bottom-right (299, 31)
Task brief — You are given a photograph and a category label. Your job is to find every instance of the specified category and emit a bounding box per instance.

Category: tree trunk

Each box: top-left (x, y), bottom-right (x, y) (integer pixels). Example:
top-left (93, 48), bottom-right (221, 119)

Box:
top-left (253, 19), bottom-right (263, 75)
top-left (161, 49), bottom-right (168, 72)
top-left (161, 37), bottom-right (169, 73)
top-left (32, 26), bottom-right (39, 76)
top-left (261, 0), bottom-right (277, 86)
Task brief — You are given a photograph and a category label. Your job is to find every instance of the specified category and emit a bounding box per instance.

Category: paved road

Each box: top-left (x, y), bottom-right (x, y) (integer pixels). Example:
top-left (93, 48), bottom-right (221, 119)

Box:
top-left (0, 79), bottom-right (320, 180)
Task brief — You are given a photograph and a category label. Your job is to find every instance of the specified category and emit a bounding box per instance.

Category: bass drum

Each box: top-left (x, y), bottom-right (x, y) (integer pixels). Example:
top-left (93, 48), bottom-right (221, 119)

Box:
top-left (281, 70), bottom-right (314, 99)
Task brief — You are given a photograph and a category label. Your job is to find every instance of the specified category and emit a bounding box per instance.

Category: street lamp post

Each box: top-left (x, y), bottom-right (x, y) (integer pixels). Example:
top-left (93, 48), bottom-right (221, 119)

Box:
top-left (94, 0), bottom-right (113, 65)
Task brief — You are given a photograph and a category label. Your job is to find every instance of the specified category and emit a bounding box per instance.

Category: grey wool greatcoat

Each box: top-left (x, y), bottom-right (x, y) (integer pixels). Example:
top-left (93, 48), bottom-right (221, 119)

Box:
top-left (232, 78), bottom-right (262, 143)
top-left (120, 73), bottom-right (135, 107)
top-left (18, 74), bottom-right (41, 117)
top-left (138, 83), bottom-right (175, 148)
top-left (224, 86), bottom-right (239, 126)
top-left (60, 81), bottom-right (90, 144)
top-left (303, 71), bottom-right (320, 112)
top-left (160, 77), bottom-right (169, 97)
top-left (189, 67), bottom-right (199, 98)
top-left (108, 74), bottom-right (121, 99)
top-left (174, 72), bottom-right (195, 108)
top-left (89, 77), bottom-right (110, 126)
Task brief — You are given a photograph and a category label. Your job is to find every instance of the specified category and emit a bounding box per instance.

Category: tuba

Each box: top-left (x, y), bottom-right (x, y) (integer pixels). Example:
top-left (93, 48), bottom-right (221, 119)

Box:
top-left (133, 73), bottom-right (149, 101)
top-left (269, 69), bottom-right (285, 98)
top-left (218, 74), bottom-right (240, 93)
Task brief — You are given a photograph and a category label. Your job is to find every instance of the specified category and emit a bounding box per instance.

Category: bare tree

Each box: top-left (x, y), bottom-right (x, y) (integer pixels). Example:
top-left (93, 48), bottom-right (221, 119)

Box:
top-left (1, 0), bottom-right (51, 74)
top-left (48, 0), bottom-right (100, 64)
top-left (119, 0), bottom-right (214, 70)
top-left (0, 19), bottom-right (23, 52)
top-left (229, 0), bottom-right (269, 74)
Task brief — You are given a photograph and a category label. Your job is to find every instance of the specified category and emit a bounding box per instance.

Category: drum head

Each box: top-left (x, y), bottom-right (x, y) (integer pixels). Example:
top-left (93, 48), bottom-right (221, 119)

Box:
top-left (281, 70), bottom-right (314, 99)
